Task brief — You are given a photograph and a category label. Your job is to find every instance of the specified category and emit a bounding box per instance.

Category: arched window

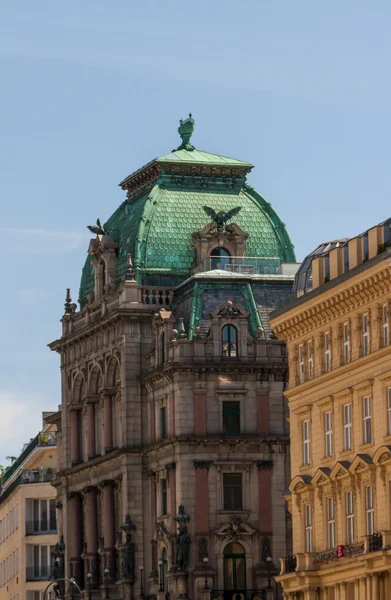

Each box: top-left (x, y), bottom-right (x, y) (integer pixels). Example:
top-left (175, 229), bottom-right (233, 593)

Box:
top-left (222, 325), bottom-right (238, 357)
top-left (210, 247), bottom-right (230, 270)
top-left (223, 542), bottom-right (246, 594)
top-left (160, 333), bottom-right (165, 365)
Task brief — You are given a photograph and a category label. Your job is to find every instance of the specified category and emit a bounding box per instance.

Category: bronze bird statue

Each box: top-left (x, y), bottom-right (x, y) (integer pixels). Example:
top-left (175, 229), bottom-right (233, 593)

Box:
top-left (203, 206), bottom-right (242, 231)
top-left (87, 218), bottom-right (109, 235)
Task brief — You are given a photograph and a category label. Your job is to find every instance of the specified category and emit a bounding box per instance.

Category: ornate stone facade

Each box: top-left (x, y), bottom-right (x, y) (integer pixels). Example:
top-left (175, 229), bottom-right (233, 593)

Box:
top-left (50, 119), bottom-right (298, 600)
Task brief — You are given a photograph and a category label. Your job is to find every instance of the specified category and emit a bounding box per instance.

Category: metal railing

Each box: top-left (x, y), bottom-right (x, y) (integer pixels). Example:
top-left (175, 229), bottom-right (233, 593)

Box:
top-left (2, 434), bottom-right (56, 484)
top-left (368, 533), bottom-right (383, 552)
top-left (26, 565), bottom-right (51, 581)
top-left (0, 469), bottom-right (56, 506)
top-left (211, 590), bottom-right (267, 600)
top-left (199, 256), bottom-right (281, 275)
top-left (26, 520), bottom-right (57, 535)
top-left (284, 555), bottom-right (297, 573)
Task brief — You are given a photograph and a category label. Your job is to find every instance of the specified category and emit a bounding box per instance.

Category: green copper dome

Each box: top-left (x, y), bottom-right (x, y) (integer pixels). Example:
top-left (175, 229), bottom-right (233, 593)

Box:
top-left (79, 117), bottom-right (295, 306)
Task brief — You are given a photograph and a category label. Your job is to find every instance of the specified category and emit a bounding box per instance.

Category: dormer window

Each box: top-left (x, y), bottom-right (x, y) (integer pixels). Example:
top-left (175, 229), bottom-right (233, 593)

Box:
top-left (222, 324), bottom-right (237, 357)
top-left (210, 248), bottom-right (231, 270)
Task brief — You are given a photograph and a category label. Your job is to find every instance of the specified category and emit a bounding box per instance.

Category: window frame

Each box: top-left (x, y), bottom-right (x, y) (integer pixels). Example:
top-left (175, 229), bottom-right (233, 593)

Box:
top-left (363, 395), bottom-right (372, 444)
top-left (346, 491), bottom-right (354, 544)
top-left (305, 504), bottom-right (313, 552)
top-left (221, 324), bottom-right (238, 358)
top-left (161, 478), bottom-right (168, 516)
top-left (298, 344), bottom-right (305, 384)
top-left (366, 485), bottom-right (374, 536)
top-left (307, 340), bottom-right (313, 380)
top-left (222, 401), bottom-right (241, 436)
top-left (223, 473), bottom-right (243, 511)
top-left (363, 314), bottom-right (370, 356)
top-left (343, 322), bottom-right (350, 365)
top-left (160, 406), bottom-right (167, 441)
top-left (324, 411), bottom-right (333, 457)
top-left (343, 403), bottom-right (352, 451)
top-left (327, 497), bottom-right (335, 549)
top-left (324, 332), bottom-right (331, 372)
top-left (303, 419), bottom-right (311, 466)
top-left (383, 304), bottom-right (389, 347)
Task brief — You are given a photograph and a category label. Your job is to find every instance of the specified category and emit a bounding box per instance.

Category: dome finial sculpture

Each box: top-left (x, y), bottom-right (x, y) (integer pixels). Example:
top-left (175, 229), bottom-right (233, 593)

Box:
top-left (177, 113), bottom-right (195, 151)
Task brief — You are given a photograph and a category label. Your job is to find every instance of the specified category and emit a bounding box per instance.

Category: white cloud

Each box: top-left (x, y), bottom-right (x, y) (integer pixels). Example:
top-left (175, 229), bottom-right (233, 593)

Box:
top-left (0, 389), bottom-right (50, 465)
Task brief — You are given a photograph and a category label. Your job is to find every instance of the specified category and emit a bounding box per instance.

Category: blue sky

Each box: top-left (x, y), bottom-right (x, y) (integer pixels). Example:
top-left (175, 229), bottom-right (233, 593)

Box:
top-left (1, 1), bottom-right (391, 463)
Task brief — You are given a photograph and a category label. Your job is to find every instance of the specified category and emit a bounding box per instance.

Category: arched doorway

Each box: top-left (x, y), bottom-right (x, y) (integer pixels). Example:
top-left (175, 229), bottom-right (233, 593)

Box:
top-left (210, 248), bottom-right (231, 270)
top-left (223, 542), bottom-right (246, 600)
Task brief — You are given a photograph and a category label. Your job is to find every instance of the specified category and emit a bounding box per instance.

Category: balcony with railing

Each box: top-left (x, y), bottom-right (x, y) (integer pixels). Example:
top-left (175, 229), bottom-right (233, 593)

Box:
top-left (367, 532), bottom-right (383, 553)
top-left (26, 519), bottom-right (57, 536)
top-left (26, 565), bottom-right (51, 581)
top-left (198, 256), bottom-right (282, 275)
top-left (0, 469), bottom-right (56, 506)
top-left (2, 433), bottom-right (56, 485)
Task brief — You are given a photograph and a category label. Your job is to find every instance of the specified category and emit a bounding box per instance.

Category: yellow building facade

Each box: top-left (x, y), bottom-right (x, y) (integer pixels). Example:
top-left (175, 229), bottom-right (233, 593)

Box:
top-left (270, 220), bottom-right (391, 600)
top-left (0, 415), bottom-right (57, 600)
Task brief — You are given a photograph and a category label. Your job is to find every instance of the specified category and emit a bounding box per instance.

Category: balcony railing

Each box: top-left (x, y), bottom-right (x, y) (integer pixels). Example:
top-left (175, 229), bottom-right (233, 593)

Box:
top-left (211, 590), bottom-right (267, 600)
top-left (284, 555), bottom-right (297, 573)
top-left (198, 256), bottom-right (281, 275)
top-left (26, 565), bottom-right (51, 581)
top-left (0, 469), bottom-right (56, 506)
top-left (26, 520), bottom-right (57, 535)
top-left (2, 433), bottom-right (57, 485)
top-left (368, 533), bottom-right (383, 552)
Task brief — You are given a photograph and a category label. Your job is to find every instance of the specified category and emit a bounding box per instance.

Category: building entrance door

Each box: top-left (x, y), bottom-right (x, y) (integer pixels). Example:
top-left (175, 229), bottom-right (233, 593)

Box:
top-left (223, 542), bottom-right (246, 600)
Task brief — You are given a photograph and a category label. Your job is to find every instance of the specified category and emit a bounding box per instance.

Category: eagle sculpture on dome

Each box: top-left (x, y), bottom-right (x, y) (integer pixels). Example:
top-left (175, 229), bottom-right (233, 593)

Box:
top-left (203, 206), bottom-right (242, 232)
top-left (87, 218), bottom-right (109, 236)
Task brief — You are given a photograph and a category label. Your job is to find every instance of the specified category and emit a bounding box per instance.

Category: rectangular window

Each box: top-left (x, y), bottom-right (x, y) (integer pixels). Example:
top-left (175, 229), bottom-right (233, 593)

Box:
top-left (299, 344), bottom-right (304, 383)
top-left (223, 473), bottom-right (243, 511)
top-left (305, 504), bottom-right (313, 552)
top-left (366, 485), bottom-right (374, 536)
top-left (222, 401), bottom-right (240, 436)
top-left (160, 407), bottom-right (166, 440)
top-left (346, 491), bottom-right (354, 544)
top-left (327, 497), bottom-right (335, 549)
top-left (325, 411), bottom-right (333, 457)
top-left (363, 396), bottom-right (372, 444)
top-left (325, 332), bottom-right (331, 372)
top-left (343, 403), bottom-right (352, 451)
top-left (303, 419), bottom-right (310, 465)
top-left (307, 341), bottom-right (313, 380)
top-left (363, 314), bottom-right (370, 356)
top-left (383, 304), bottom-right (389, 347)
top-left (343, 323), bottom-right (350, 365)
top-left (388, 388), bottom-right (391, 436)
top-left (49, 500), bottom-right (56, 532)
top-left (161, 479), bottom-right (167, 515)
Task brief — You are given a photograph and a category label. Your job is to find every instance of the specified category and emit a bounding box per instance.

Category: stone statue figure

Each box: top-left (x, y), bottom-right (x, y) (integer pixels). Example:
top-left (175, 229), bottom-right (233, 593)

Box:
top-left (203, 206), bottom-right (242, 232)
top-left (120, 514), bottom-right (136, 581)
top-left (87, 218), bottom-right (109, 236)
top-left (176, 524), bottom-right (191, 571)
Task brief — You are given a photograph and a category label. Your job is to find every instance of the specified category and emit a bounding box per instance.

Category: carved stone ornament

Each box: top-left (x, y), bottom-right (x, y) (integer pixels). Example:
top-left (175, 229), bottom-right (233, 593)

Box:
top-left (211, 300), bottom-right (249, 319)
top-left (156, 521), bottom-right (170, 542)
top-left (215, 517), bottom-right (256, 542)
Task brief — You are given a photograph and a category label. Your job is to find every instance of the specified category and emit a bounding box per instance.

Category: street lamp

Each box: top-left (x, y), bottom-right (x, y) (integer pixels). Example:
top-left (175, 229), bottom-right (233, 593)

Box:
top-left (266, 556), bottom-right (272, 589)
top-left (139, 565), bottom-right (145, 600)
top-left (104, 568), bottom-right (110, 600)
top-left (158, 560), bottom-right (164, 592)
top-left (202, 556), bottom-right (209, 590)
top-left (43, 578), bottom-right (81, 600)
top-left (87, 572), bottom-right (92, 600)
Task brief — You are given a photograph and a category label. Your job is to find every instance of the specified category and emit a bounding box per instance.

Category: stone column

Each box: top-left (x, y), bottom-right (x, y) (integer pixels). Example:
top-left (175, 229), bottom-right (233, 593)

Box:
top-left (70, 408), bottom-right (81, 465)
top-left (257, 390), bottom-right (270, 434)
top-left (102, 392), bottom-right (114, 453)
top-left (372, 573), bottom-right (378, 600)
top-left (86, 400), bottom-right (96, 459)
top-left (339, 582), bottom-right (347, 600)
top-left (101, 480), bottom-right (116, 581)
top-left (194, 389), bottom-right (207, 435)
top-left (84, 486), bottom-right (100, 585)
top-left (68, 492), bottom-right (83, 587)
top-left (257, 460), bottom-right (273, 561)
